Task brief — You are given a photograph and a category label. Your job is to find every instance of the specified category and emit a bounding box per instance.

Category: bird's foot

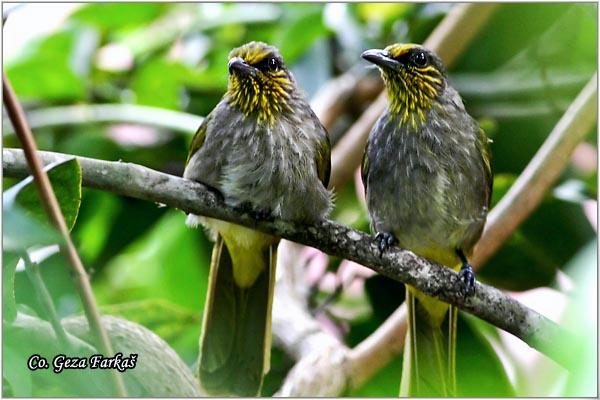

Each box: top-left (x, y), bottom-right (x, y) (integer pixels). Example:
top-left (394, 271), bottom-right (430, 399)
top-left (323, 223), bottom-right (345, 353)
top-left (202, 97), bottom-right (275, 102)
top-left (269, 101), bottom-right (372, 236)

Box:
top-left (236, 202), bottom-right (273, 221)
top-left (375, 231), bottom-right (397, 255)
top-left (252, 208), bottom-right (273, 221)
top-left (457, 263), bottom-right (476, 297)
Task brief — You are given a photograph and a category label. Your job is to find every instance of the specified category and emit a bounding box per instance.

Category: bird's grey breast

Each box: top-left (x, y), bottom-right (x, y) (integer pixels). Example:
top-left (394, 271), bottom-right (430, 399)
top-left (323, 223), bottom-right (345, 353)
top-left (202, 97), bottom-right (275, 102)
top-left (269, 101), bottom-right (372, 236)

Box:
top-left (366, 102), bottom-right (488, 251)
top-left (186, 102), bottom-right (330, 222)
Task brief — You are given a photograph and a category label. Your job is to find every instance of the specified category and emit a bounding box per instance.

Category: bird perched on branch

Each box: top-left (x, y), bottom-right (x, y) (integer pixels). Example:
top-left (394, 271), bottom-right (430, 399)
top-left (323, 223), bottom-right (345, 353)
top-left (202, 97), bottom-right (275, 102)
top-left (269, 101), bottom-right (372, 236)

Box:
top-left (361, 43), bottom-right (492, 396)
top-left (183, 41), bottom-right (332, 396)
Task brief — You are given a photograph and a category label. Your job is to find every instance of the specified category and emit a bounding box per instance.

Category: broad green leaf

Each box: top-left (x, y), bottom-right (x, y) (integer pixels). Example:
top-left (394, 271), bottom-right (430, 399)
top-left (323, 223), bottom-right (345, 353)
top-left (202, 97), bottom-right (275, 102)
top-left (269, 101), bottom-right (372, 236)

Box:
top-left (2, 344), bottom-right (33, 397)
top-left (350, 356), bottom-right (402, 396)
top-left (99, 299), bottom-right (200, 344)
top-left (73, 191), bottom-right (121, 264)
top-left (131, 59), bottom-right (183, 110)
top-left (479, 231), bottom-right (558, 291)
top-left (2, 251), bottom-right (20, 322)
top-left (4, 158), bottom-right (82, 232)
top-left (482, 182), bottom-right (595, 290)
top-left (4, 313), bottom-right (112, 397)
top-left (457, 314), bottom-right (515, 396)
top-left (277, 8), bottom-right (330, 64)
top-left (454, 3), bottom-right (573, 72)
top-left (94, 210), bottom-right (211, 358)
top-left (2, 204), bottom-right (61, 252)
top-left (356, 3), bottom-right (412, 23)
top-left (364, 274), bottom-right (406, 322)
top-left (6, 28), bottom-right (91, 101)
top-left (522, 198), bottom-right (595, 268)
top-left (95, 211), bottom-right (210, 310)
top-left (490, 173), bottom-right (517, 207)
top-left (3, 159), bottom-right (80, 328)
top-left (561, 239), bottom-right (597, 396)
top-left (70, 3), bottom-right (168, 33)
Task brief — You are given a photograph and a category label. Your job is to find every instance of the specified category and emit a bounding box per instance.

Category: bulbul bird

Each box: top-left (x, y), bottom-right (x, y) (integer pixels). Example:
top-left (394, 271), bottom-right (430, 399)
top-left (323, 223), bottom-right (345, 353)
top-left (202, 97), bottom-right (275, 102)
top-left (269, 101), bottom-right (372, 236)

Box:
top-left (361, 44), bottom-right (492, 396)
top-left (183, 41), bottom-right (332, 396)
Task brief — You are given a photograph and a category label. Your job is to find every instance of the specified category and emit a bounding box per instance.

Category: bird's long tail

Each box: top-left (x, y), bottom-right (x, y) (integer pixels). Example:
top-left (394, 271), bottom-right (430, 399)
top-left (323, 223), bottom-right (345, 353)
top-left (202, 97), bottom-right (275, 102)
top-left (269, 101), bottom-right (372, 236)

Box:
top-left (197, 234), bottom-right (276, 396)
top-left (400, 286), bottom-right (457, 397)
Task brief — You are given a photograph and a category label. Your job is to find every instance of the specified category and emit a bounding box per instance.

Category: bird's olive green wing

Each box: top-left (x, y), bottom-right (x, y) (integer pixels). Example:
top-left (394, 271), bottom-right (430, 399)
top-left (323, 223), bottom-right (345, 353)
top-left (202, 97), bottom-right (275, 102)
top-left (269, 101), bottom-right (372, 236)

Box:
top-left (316, 131), bottom-right (331, 189)
top-left (361, 142), bottom-right (370, 192)
top-left (186, 115), bottom-right (211, 165)
top-left (477, 128), bottom-right (493, 207)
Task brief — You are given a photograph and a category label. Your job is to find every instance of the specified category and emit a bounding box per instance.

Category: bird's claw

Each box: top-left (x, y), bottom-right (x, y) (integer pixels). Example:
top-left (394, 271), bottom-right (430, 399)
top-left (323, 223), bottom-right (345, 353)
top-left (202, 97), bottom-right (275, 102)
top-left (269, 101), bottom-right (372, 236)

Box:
top-left (252, 208), bottom-right (273, 221)
top-left (457, 263), bottom-right (475, 297)
top-left (375, 231), bottom-right (397, 255)
top-left (236, 202), bottom-right (273, 221)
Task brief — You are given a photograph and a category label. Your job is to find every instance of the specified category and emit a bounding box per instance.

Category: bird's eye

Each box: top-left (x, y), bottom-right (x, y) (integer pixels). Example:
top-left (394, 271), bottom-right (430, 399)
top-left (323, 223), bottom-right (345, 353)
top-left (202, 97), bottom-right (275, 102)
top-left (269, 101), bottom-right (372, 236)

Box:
top-left (268, 58), bottom-right (279, 72)
top-left (411, 51), bottom-right (428, 68)
top-left (263, 58), bottom-right (279, 72)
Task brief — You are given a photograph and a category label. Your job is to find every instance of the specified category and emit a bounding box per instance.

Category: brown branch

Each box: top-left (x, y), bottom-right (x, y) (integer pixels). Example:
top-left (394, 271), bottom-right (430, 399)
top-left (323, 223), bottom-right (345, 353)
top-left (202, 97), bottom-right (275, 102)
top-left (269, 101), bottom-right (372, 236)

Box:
top-left (329, 3), bottom-right (498, 188)
top-left (2, 73), bottom-right (127, 397)
top-left (310, 66), bottom-right (367, 132)
top-left (2, 147), bottom-right (575, 369)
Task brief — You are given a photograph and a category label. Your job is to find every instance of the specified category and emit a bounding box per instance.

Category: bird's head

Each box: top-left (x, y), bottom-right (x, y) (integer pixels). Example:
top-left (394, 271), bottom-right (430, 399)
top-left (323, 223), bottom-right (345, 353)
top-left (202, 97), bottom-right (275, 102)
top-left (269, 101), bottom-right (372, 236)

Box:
top-left (225, 41), bottom-right (295, 125)
top-left (362, 44), bottom-right (447, 127)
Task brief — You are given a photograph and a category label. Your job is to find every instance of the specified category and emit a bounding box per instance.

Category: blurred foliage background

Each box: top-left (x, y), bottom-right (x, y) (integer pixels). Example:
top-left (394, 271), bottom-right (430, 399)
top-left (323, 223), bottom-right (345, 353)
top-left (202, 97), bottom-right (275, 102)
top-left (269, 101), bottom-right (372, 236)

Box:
top-left (2, 2), bottom-right (597, 397)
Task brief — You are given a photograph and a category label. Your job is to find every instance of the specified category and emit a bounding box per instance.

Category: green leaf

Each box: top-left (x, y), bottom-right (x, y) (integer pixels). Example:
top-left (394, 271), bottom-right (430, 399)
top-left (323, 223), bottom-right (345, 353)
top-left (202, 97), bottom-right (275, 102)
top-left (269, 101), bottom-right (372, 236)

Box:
top-left (277, 8), bottom-right (330, 64)
top-left (94, 210), bottom-right (211, 360)
top-left (4, 158), bottom-right (82, 232)
top-left (479, 231), bottom-right (558, 291)
top-left (350, 356), bottom-right (402, 396)
top-left (131, 59), bottom-right (183, 110)
top-left (2, 204), bottom-right (61, 252)
top-left (364, 274), bottom-right (406, 321)
top-left (561, 239), bottom-right (597, 396)
top-left (99, 299), bottom-right (200, 344)
top-left (481, 191), bottom-right (595, 290)
top-left (2, 251), bottom-right (20, 322)
top-left (5, 28), bottom-right (91, 101)
top-left (70, 3), bottom-right (168, 33)
top-left (457, 313), bottom-right (515, 396)
top-left (2, 344), bottom-right (33, 397)
top-left (356, 3), bottom-right (413, 23)
top-left (490, 173), bottom-right (517, 207)
top-left (2, 159), bottom-right (81, 327)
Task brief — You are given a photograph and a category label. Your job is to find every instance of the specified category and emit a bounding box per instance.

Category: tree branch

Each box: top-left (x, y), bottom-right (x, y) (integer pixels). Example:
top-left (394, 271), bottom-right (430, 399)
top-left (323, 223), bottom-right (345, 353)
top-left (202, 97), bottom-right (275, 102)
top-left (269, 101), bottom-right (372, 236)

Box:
top-left (3, 148), bottom-right (574, 368)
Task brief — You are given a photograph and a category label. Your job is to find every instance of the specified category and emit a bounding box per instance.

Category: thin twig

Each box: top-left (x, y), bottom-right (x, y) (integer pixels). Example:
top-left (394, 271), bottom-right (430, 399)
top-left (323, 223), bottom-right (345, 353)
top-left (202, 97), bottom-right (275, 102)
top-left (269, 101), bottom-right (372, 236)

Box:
top-left (2, 147), bottom-right (575, 368)
top-left (329, 3), bottom-right (498, 188)
top-left (2, 73), bottom-right (127, 397)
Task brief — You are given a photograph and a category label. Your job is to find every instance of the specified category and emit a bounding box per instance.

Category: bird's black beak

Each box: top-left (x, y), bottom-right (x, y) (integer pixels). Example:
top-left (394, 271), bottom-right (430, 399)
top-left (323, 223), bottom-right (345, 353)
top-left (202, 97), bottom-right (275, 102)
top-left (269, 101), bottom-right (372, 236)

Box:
top-left (361, 49), bottom-right (400, 71)
top-left (228, 57), bottom-right (256, 77)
